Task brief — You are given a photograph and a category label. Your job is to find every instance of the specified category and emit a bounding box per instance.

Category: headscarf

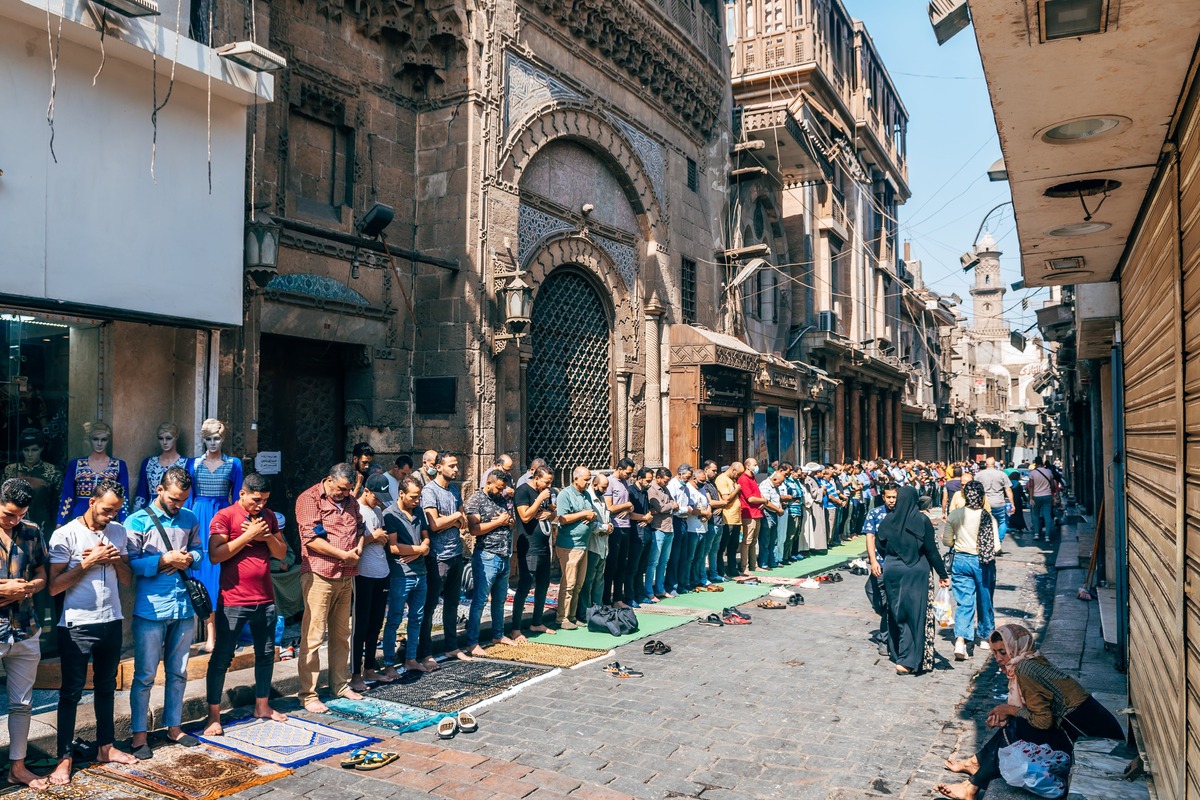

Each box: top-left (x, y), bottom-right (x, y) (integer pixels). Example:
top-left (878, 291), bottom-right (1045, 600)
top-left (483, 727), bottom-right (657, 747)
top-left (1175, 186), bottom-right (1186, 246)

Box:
top-left (994, 623), bottom-right (1041, 708)
top-left (876, 486), bottom-right (928, 566)
top-left (962, 480), bottom-right (996, 563)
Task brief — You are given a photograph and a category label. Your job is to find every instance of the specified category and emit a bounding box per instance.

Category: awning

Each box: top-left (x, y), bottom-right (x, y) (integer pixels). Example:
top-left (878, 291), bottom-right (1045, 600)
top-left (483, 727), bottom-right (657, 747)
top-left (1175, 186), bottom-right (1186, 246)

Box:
top-left (669, 325), bottom-right (761, 373)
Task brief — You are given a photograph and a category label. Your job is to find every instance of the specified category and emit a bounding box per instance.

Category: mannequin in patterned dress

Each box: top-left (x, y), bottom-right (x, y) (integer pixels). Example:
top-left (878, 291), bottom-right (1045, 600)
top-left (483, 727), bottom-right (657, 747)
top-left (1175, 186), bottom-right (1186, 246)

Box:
top-left (185, 418), bottom-right (242, 651)
top-left (134, 422), bottom-right (189, 512)
top-left (57, 421), bottom-right (129, 527)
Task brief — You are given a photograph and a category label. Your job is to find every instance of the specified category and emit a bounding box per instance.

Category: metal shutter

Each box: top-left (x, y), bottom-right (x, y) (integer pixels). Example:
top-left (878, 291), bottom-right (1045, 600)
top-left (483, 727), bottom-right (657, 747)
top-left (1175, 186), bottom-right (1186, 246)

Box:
top-left (1123, 156), bottom-right (1184, 799)
top-left (901, 422), bottom-right (915, 460)
top-left (916, 423), bottom-right (938, 462)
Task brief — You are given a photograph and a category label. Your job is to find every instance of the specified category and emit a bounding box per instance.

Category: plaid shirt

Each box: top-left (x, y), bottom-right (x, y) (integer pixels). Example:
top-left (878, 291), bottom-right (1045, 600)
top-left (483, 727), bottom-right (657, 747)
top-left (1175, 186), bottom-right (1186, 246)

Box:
top-left (295, 481), bottom-right (363, 579)
top-left (0, 521), bottom-right (49, 642)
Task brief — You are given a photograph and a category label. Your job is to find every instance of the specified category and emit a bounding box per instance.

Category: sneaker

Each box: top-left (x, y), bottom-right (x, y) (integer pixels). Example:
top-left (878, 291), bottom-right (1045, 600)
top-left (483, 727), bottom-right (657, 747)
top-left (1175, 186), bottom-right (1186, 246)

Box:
top-left (557, 619), bottom-right (578, 630)
top-left (954, 639), bottom-right (968, 661)
top-left (976, 639), bottom-right (991, 651)
top-left (798, 578), bottom-right (820, 590)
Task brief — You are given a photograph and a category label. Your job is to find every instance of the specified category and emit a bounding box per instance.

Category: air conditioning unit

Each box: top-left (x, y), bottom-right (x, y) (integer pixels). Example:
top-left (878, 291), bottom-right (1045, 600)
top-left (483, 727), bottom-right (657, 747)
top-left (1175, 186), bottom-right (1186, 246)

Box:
top-left (817, 310), bottom-right (838, 333)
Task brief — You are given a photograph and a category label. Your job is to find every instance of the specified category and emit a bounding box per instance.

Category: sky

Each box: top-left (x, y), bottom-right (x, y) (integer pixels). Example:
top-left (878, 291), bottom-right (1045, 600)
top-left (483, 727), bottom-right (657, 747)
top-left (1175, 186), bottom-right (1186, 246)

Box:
top-left (840, 1), bottom-right (1043, 332)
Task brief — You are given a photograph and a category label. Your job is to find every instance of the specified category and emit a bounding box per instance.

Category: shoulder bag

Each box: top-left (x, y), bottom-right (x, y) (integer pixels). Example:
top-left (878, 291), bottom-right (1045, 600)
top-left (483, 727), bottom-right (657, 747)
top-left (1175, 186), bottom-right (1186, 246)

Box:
top-left (146, 508), bottom-right (213, 618)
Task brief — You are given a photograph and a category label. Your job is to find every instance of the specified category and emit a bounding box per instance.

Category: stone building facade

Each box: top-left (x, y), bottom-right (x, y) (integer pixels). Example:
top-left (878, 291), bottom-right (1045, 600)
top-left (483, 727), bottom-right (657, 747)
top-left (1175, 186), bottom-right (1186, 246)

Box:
top-left (213, 0), bottom-right (731, 500)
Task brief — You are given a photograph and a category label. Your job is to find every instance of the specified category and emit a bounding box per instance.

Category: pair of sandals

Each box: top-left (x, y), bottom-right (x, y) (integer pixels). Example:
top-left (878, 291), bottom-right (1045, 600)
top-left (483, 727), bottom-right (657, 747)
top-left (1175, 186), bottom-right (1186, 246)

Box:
top-left (341, 748), bottom-right (400, 771)
top-left (603, 661), bottom-right (644, 678)
top-left (642, 640), bottom-right (672, 655)
top-left (436, 710), bottom-right (478, 739)
top-left (700, 607), bottom-right (752, 626)
top-left (813, 573), bottom-right (843, 583)
top-left (696, 584), bottom-right (724, 592)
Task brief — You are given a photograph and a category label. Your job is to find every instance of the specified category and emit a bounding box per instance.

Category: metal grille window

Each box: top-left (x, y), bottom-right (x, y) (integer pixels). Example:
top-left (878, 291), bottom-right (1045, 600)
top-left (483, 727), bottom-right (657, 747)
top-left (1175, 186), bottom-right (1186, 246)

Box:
top-left (681, 257), bottom-right (697, 324)
top-left (527, 270), bottom-right (613, 482)
top-left (687, 157), bottom-right (698, 191)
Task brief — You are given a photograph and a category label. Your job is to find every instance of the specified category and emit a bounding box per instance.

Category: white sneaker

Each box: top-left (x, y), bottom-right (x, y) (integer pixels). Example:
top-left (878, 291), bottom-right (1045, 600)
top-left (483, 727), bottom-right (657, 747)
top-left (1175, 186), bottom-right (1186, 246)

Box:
top-left (977, 639), bottom-right (991, 651)
top-left (798, 578), bottom-right (820, 589)
top-left (954, 639), bottom-right (968, 661)
top-left (769, 587), bottom-right (794, 599)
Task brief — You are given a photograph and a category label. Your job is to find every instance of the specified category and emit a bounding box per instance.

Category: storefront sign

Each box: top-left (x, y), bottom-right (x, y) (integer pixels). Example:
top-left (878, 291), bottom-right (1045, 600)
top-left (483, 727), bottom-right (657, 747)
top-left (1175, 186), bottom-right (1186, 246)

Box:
top-left (701, 367), bottom-right (749, 406)
top-left (255, 451), bottom-right (282, 475)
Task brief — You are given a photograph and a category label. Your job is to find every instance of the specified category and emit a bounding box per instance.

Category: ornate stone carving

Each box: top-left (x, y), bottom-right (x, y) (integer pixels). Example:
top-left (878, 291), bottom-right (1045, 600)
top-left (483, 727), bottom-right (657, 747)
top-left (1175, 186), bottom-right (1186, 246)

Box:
top-left (518, 203), bottom-right (576, 264)
top-left (296, 0), bottom-right (467, 77)
top-left (505, 53), bottom-right (584, 134)
top-left (266, 273), bottom-right (370, 306)
top-left (595, 234), bottom-right (637, 289)
top-left (610, 116), bottom-right (665, 204)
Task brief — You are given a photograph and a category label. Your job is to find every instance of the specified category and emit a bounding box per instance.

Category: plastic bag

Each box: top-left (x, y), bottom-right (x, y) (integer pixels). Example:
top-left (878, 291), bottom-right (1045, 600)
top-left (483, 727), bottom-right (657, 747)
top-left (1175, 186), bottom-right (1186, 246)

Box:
top-left (933, 586), bottom-right (954, 628)
top-left (998, 739), bottom-right (1070, 798)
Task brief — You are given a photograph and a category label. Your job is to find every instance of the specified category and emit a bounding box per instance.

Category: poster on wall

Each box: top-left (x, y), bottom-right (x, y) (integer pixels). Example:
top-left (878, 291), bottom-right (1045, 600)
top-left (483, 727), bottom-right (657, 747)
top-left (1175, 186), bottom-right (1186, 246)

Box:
top-left (752, 411), bottom-right (769, 464)
top-left (780, 413), bottom-right (797, 465)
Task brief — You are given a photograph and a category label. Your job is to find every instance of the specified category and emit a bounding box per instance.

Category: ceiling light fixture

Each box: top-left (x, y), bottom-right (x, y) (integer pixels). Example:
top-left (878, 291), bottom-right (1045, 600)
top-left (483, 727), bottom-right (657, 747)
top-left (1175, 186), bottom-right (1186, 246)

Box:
top-left (217, 41), bottom-right (287, 72)
top-left (1047, 257), bottom-right (1085, 271)
top-left (1038, 116), bottom-right (1127, 143)
top-left (90, 0), bottom-right (159, 16)
top-left (1044, 178), bottom-right (1121, 198)
top-left (1045, 222), bottom-right (1111, 237)
top-left (1041, 0), bottom-right (1107, 41)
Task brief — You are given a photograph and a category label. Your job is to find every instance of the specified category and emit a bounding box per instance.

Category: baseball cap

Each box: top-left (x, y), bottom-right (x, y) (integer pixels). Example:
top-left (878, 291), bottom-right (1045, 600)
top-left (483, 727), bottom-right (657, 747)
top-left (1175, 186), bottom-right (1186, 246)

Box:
top-left (364, 473), bottom-right (394, 504)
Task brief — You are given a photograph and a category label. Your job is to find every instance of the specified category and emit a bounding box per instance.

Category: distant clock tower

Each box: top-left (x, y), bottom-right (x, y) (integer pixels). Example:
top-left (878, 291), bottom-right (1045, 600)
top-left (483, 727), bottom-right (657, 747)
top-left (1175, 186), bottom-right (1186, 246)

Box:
top-left (970, 231), bottom-right (1006, 340)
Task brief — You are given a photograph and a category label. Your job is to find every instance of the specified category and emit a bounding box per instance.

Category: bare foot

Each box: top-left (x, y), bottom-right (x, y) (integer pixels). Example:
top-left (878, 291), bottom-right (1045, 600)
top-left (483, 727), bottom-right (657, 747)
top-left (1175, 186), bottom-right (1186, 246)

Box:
top-left (895, 665), bottom-right (913, 674)
top-left (341, 689), bottom-right (364, 701)
top-left (934, 780), bottom-right (977, 799)
top-left (943, 756), bottom-right (979, 775)
top-left (304, 700), bottom-right (330, 713)
top-left (7, 761), bottom-right (44, 787)
top-left (97, 744), bottom-right (138, 765)
top-left (467, 645), bottom-right (488, 657)
top-left (32, 759), bottom-right (71, 789)
top-left (253, 707), bottom-right (288, 722)
top-left (349, 677), bottom-right (369, 693)
top-left (403, 659), bottom-right (426, 673)
top-left (614, 601), bottom-right (629, 609)
top-left (509, 632), bottom-right (528, 644)
top-left (381, 665), bottom-right (403, 680)
top-left (364, 669), bottom-right (393, 684)
top-left (201, 641), bottom-right (215, 654)
top-left (528, 625), bottom-right (555, 635)
top-left (203, 719), bottom-right (224, 737)
top-left (422, 657), bottom-right (440, 671)
top-left (451, 650), bottom-right (474, 662)
top-left (498, 635), bottom-right (518, 646)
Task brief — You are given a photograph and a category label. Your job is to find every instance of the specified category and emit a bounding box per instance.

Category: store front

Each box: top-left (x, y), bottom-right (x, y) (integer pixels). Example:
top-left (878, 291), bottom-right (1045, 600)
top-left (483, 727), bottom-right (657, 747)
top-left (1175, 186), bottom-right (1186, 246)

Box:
top-left (668, 326), bottom-right (757, 468)
top-left (751, 358), bottom-right (803, 467)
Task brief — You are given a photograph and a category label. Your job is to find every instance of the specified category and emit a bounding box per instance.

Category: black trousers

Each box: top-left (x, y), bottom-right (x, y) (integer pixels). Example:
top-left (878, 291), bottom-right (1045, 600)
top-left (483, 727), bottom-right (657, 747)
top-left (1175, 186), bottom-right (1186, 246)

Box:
top-left (971, 696), bottom-right (1124, 788)
top-left (625, 525), bottom-right (651, 603)
top-left (603, 526), bottom-right (631, 605)
top-left (207, 602), bottom-right (276, 705)
top-left (418, 555), bottom-right (463, 659)
top-left (720, 523), bottom-right (741, 577)
top-left (512, 535), bottom-right (551, 631)
top-left (57, 621), bottom-right (123, 758)
top-left (352, 575), bottom-right (389, 674)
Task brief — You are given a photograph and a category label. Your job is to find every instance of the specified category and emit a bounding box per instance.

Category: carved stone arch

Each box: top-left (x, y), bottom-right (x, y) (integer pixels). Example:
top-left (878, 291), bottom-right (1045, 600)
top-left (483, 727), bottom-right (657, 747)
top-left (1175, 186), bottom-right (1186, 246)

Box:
top-left (501, 105), bottom-right (664, 245)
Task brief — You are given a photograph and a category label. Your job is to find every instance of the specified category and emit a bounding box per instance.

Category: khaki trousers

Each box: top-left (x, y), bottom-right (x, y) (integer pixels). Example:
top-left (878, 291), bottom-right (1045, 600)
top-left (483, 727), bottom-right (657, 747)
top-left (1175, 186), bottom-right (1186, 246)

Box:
top-left (298, 572), bottom-right (355, 706)
top-left (555, 546), bottom-right (588, 623)
top-left (739, 518), bottom-right (761, 574)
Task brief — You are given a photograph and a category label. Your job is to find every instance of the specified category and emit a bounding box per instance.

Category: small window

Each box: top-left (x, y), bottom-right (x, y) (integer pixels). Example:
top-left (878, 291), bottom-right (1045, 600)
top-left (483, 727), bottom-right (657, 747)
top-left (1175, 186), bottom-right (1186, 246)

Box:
top-left (687, 157), bottom-right (699, 191)
top-left (681, 258), bottom-right (697, 324)
top-left (985, 275), bottom-right (991, 286)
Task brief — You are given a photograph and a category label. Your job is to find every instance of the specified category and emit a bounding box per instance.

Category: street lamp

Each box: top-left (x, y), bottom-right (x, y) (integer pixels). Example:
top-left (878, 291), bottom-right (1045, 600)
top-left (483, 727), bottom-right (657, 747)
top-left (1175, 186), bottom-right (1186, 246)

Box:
top-left (502, 276), bottom-right (533, 334)
top-left (244, 216), bottom-right (281, 288)
top-left (960, 201), bottom-right (1014, 272)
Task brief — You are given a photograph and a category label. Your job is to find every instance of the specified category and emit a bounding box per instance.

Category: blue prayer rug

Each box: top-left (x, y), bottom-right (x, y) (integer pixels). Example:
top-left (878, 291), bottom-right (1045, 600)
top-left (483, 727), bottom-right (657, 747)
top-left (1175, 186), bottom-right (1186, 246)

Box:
top-left (325, 696), bottom-right (448, 735)
top-left (195, 716), bottom-right (375, 767)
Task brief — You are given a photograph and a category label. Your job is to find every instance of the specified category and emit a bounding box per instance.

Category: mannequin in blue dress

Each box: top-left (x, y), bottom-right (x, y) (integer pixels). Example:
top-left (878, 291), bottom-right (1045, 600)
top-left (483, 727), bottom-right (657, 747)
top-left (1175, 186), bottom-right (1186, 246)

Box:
top-left (58, 420), bottom-right (130, 527)
top-left (135, 422), bottom-right (188, 512)
top-left (186, 418), bottom-right (243, 652)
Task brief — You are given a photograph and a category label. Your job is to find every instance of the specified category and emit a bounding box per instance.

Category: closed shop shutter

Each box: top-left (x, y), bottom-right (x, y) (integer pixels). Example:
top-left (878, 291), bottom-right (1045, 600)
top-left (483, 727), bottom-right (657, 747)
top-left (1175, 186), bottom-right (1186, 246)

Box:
top-left (901, 421), bottom-right (915, 460)
top-left (916, 424), bottom-right (938, 462)
top-left (1179, 86), bottom-right (1200, 800)
top-left (1123, 157), bottom-right (1184, 799)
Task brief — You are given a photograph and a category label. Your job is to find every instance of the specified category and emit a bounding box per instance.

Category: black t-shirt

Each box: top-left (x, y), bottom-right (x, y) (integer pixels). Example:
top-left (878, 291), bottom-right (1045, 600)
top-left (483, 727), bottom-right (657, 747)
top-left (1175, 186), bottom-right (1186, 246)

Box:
top-left (513, 483), bottom-right (552, 554)
top-left (628, 482), bottom-right (651, 521)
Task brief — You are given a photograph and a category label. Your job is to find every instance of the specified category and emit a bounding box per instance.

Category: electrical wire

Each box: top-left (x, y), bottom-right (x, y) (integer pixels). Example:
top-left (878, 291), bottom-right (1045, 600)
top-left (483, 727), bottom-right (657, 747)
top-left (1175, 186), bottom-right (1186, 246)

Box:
top-left (45, 0), bottom-right (65, 164)
top-left (151, 0), bottom-right (184, 181)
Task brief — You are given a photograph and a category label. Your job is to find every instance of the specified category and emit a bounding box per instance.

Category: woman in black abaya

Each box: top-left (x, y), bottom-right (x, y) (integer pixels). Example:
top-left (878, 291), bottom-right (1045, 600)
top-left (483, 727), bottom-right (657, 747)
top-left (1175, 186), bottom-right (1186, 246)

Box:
top-left (878, 486), bottom-right (949, 675)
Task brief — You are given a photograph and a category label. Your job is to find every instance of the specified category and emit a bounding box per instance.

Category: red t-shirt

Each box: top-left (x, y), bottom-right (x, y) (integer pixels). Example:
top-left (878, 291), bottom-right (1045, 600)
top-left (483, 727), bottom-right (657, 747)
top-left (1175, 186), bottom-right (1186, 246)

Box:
top-left (210, 503), bottom-right (278, 607)
top-left (737, 473), bottom-right (765, 520)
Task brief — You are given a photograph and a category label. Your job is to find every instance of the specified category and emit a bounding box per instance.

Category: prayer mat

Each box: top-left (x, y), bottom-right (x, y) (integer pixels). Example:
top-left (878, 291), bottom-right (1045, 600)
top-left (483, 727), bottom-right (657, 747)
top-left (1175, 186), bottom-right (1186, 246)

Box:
top-left (194, 716), bottom-right (374, 767)
top-left (525, 611), bottom-right (689, 649)
top-left (0, 771), bottom-right (177, 800)
top-left (432, 659), bottom-right (551, 689)
top-left (480, 641), bottom-right (607, 668)
top-left (753, 576), bottom-right (807, 585)
top-left (647, 582), bottom-right (769, 612)
top-left (325, 696), bottom-right (448, 735)
top-left (90, 743), bottom-right (290, 800)
top-left (365, 670), bottom-right (510, 713)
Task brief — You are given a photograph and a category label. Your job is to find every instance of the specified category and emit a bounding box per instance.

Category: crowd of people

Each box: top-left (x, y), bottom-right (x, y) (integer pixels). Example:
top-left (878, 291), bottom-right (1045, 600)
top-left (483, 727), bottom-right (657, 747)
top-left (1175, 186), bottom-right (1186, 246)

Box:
top-left (0, 418), bottom-right (1076, 791)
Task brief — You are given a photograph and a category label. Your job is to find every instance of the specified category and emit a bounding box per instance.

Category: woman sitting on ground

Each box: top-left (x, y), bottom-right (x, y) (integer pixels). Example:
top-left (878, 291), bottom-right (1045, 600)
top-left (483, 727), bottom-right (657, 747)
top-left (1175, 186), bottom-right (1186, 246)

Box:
top-left (935, 623), bottom-right (1124, 799)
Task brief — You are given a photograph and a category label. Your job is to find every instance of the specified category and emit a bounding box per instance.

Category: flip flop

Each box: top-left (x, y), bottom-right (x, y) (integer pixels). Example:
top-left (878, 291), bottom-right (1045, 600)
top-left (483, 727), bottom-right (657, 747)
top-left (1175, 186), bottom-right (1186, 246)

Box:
top-left (437, 717), bottom-right (459, 739)
top-left (724, 607), bottom-right (752, 620)
top-left (756, 599), bottom-right (786, 609)
top-left (457, 711), bottom-right (478, 733)
top-left (653, 641), bottom-right (671, 655)
top-left (643, 640), bottom-right (660, 655)
top-left (614, 667), bottom-right (644, 678)
top-left (698, 613), bottom-right (724, 627)
top-left (340, 747), bottom-right (372, 768)
top-left (787, 593), bottom-right (805, 606)
top-left (721, 613), bottom-right (752, 625)
top-left (356, 751), bottom-right (399, 770)
top-left (603, 661), bottom-right (626, 674)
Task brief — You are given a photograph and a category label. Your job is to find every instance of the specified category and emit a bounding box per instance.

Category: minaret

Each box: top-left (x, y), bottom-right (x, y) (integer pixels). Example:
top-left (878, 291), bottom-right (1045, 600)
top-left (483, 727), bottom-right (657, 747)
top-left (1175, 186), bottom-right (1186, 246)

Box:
top-left (969, 231), bottom-right (1006, 340)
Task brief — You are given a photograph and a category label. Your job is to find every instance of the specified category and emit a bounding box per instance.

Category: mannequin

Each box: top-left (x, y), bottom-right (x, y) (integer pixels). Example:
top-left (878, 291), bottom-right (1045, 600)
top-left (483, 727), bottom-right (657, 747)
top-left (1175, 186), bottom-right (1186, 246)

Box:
top-left (4, 428), bottom-right (62, 535)
top-left (57, 421), bottom-right (129, 526)
top-left (185, 418), bottom-right (243, 651)
top-left (135, 423), bottom-right (189, 511)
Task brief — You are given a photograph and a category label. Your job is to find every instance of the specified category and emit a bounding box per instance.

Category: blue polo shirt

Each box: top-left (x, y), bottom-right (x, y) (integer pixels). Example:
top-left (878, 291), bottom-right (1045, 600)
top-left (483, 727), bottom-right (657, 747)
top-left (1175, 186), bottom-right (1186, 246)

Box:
top-left (125, 504), bottom-right (203, 621)
top-left (817, 478), bottom-right (841, 510)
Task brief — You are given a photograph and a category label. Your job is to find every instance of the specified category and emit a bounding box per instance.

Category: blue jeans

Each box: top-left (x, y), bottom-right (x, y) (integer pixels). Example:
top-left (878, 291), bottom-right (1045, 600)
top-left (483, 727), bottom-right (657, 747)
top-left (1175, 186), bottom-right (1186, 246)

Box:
top-left (991, 509), bottom-right (1008, 543)
top-left (1032, 496), bottom-right (1054, 537)
top-left (705, 521), bottom-right (724, 581)
top-left (466, 550), bottom-right (510, 647)
top-left (758, 516), bottom-right (778, 568)
top-left (647, 528), bottom-right (673, 596)
top-left (383, 572), bottom-right (427, 664)
top-left (951, 553), bottom-right (996, 642)
top-left (131, 615), bottom-right (193, 732)
top-left (689, 527), bottom-right (709, 585)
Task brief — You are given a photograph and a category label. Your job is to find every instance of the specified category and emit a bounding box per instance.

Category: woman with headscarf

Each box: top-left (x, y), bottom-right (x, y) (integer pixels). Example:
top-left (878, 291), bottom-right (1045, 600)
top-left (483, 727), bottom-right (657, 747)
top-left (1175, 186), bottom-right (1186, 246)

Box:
top-left (942, 481), bottom-right (997, 661)
top-left (877, 485), bottom-right (949, 675)
top-left (935, 623), bottom-right (1124, 799)
top-left (1006, 468), bottom-right (1028, 532)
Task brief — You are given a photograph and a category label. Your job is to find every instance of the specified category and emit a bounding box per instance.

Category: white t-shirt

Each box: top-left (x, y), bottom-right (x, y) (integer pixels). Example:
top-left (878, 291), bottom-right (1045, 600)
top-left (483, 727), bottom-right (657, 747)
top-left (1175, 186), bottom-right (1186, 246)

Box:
top-left (49, 518), bottom-right (128, 627)
top-left (356, 501), bottom-right (391, 580)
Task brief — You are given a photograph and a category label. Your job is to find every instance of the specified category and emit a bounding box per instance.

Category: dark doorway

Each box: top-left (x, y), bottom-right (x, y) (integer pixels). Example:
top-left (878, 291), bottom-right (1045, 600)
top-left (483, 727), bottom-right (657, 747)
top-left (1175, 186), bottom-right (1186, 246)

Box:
top-left (258, 335), bottom-right (348, 525)
top-left (700, 414), bottom-right (741, 467)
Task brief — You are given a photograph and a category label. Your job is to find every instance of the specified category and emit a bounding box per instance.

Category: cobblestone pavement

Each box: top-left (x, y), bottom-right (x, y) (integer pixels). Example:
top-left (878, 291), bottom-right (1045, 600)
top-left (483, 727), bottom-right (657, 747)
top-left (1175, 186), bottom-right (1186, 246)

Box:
top-left (229, 532), bottom-right (1056, 800)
